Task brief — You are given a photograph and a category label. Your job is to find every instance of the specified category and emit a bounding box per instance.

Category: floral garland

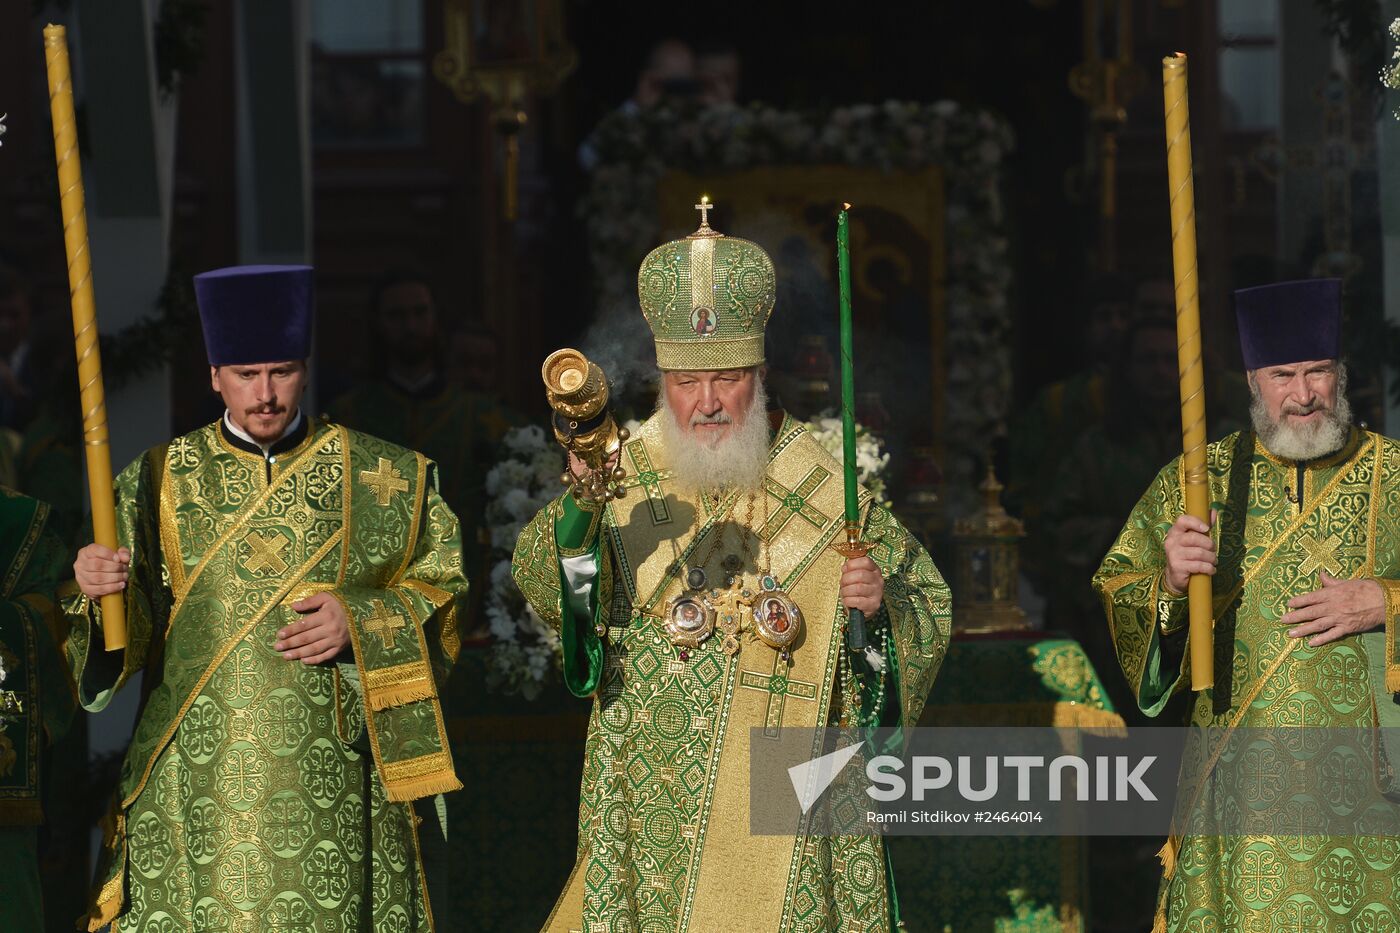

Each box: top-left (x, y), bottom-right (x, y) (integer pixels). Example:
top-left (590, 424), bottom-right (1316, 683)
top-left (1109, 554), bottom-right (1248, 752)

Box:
top-left (1383, 18), bottom-right (1400, 105)
top-left (580, 100), bottom-right (1013, 511)
top-left (481, 425), bottom-right (567, 700)
top-left (803, 410), bottom-right (892, 508)
top-left (484, 416), bottom-right (890, 697)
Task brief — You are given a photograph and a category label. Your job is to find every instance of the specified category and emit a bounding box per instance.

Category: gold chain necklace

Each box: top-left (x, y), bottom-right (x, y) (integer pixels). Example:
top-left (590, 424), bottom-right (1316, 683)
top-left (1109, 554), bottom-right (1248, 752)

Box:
top-left (663, 486), bottom-right (803, 662)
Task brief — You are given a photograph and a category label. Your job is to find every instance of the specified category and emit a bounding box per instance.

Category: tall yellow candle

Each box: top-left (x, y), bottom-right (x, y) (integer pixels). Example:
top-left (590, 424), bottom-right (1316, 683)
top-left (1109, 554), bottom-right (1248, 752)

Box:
top-left (44, 24), bottom-right (126, 651)
top-left (1161, 52), bottom-right (1211, 690)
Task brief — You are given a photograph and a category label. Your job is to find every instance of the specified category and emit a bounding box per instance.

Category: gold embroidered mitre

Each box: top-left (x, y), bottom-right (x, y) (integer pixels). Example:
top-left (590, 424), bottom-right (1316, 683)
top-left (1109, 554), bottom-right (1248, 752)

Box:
top-left (636, 198), bottom-right (777, 371)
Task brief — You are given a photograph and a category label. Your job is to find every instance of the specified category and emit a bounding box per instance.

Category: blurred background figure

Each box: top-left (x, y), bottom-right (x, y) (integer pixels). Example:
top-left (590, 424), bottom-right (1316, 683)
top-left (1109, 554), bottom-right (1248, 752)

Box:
top-left (579, 38), bottom-right (697, 170)
top-left (328, 267), bottom-right (516, 636)
top-left (1007, 273), bottom-right (1133, 550)
top-left (630, 37), bottom-right (699, 110)
top-left (450, 319), bottom-right (504, 395)
top-left (695, 39), bottom-right (741, 106)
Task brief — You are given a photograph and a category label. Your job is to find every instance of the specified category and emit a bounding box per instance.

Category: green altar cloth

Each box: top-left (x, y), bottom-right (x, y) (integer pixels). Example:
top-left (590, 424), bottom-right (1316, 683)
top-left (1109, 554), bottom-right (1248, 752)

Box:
top-left (889, 633), bottom-right (1129, 932)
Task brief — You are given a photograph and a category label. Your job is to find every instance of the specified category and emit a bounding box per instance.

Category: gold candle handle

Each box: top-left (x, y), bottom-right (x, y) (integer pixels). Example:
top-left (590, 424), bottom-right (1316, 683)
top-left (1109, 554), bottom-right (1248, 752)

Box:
top-left (1162, 52), bottom-right (1211, 690)
top-left (45, 24), bottom-right (126, 651)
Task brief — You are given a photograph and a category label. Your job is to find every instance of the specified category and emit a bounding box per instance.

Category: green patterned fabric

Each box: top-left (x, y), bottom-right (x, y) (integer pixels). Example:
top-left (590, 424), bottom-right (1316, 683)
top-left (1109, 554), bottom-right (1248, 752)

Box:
top-left (0, 487), bottom-right (75, 932)
top-left (1093, 428), bottom-right (1400, 931)
top-left (512, 412), bottom-right (951, 932)
top-left (62, 419), bottom-right (467, 931)
top-left (893, 634), bottom-right (1124, 932)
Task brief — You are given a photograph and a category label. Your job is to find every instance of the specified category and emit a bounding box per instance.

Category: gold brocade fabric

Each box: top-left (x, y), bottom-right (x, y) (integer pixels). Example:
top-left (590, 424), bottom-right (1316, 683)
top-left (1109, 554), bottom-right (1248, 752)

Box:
top-left (1093, 429), bottom-right (1400, 931)
top-left (514, 412), bottom-right (952, 933)
top-left (62, 420), bottom-right (467, 932)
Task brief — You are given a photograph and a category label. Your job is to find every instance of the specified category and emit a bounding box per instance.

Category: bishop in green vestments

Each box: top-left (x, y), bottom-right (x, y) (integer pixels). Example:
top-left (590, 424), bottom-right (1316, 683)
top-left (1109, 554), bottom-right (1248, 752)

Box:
top-left (67, 266), bottom-right (467, 932)
top-left (0, 486), bottom-right (75, 931)
top-left (513, 207), bottom-right (952, 933)
top-left (1093, 280), bottom-right (1400, 931)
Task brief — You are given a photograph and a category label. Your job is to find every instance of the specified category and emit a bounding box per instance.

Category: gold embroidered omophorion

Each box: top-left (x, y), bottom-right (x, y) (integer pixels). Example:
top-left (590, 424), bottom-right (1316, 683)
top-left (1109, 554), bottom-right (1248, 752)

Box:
top-left (63, 418), bottom-right (467, 931)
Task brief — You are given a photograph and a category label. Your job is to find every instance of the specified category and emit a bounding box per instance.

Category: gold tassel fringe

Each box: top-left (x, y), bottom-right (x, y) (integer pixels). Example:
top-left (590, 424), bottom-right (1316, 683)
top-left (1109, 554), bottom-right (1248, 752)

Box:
top-left (385, 769), bottom-right (464, 803)
top-left (1157, 835), bottom-right (1178, 879)
top-left (367, 678), bottom-right (435, 711)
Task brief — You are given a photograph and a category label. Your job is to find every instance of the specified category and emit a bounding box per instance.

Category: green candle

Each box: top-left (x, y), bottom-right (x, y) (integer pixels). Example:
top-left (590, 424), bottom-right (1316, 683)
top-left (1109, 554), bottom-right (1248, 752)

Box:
top-left (836, 205), bottom-right (859, 524)
top-left (836, 204), bottom-right (869, 655)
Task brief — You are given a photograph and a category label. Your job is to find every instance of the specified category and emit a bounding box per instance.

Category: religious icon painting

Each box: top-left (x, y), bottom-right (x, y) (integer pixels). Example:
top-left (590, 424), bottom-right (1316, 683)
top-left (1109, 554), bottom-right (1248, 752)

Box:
top-left (691, 306), bottom-right (718, 336)
top-left (664, 594), bottom-right (716, 648)
top-left (753, 591), bottom-right (801, 651)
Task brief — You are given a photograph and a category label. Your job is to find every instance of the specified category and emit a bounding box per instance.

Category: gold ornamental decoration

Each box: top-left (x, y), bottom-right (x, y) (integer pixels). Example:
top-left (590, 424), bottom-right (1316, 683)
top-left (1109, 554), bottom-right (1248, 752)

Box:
top-left (951, 462), bottom-right (1028, 635)
top-left (541, 348), bottom-right (628, 502)
top-left (433, 0), bottom-right (577, 221)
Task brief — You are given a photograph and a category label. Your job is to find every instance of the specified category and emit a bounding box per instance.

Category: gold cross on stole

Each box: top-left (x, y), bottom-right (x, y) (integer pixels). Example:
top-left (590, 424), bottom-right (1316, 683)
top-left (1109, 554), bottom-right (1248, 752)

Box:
top-left (1297, 532), bottom-right (1343, 576)
top-left (741, 654), bottom-right (818, 739)
top-left (360, 457), bottom-right (409, 506)
top-left (362, 600), bottom-right (407, 649)
top-left (241, 530), bottom-right (289, 575)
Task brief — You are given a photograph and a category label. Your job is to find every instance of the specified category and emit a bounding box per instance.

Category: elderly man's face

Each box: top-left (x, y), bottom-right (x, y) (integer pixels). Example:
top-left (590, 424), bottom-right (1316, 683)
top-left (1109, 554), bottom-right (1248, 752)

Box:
top-left (662, 368), bottom-right (758, 445)
top-left (1251, 359), bottom-right (1339, 429)
top-left (211, 360), bottom-right (308, 444)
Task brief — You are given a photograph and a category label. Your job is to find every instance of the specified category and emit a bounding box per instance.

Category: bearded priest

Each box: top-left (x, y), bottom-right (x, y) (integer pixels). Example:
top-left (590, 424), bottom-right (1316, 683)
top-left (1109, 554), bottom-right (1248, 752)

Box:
top-left (65, 265), bottom-right (466, 931)
top-left (1092, 279), bottom-right (1400, 931)
top-left (512, 205), bottom-right (952, 933)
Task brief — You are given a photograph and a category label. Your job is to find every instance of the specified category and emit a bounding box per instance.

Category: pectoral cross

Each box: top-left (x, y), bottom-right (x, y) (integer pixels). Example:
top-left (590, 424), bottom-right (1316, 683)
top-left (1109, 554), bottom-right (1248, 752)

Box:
top-left (241, 530), bottom-right (290, 575)
top-left (741, 654), bottom-right (818, 739)
top-left (1297, 532), bottom-right (1343, 577)
top-left (710, 577), bottom-right (756, 656)
top-left (360, 457), bottom-right (409, 506)
top-left (362, 600), bottom-right (407, 649)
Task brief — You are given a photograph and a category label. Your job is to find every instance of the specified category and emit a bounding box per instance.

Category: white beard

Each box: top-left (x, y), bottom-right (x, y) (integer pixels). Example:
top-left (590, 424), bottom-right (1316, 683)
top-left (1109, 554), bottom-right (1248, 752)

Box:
top-left (1251, 367), bottom-right (1352, 461)
top-left (658, 378), bottom-right (771, 495)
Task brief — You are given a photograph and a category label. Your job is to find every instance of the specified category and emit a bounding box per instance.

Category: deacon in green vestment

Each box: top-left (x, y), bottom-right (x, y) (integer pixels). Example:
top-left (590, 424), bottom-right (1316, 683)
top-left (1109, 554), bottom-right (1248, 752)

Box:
top-left (0, 486), bottom-right (75, 932)
top-left (513, 205), bottom-right (952, 933)
top-left (66, 265), bottom-right (467, 932)
top-left (1093, 279), bottom-right (1400, 931)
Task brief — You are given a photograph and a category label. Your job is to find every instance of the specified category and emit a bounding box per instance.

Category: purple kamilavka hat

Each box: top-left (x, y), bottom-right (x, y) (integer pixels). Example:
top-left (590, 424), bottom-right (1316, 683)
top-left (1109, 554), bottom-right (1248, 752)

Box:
top-left (194, 265), bottom-right (314, 365)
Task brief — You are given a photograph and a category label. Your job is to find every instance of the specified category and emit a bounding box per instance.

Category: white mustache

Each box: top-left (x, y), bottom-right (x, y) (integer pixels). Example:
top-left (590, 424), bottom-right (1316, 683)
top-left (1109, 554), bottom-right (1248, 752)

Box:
top-left (690, 411), bottom-right (732, 427)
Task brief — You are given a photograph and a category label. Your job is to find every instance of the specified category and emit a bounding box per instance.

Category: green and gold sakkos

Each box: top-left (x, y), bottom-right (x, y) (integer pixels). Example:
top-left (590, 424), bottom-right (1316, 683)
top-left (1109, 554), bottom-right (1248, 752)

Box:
top-left (1093, 428), bottom-right (1400, 931)
top-left (513, 412), bottom-right (951, 932)
top-left (64, 418), bottom-right (467, 932)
